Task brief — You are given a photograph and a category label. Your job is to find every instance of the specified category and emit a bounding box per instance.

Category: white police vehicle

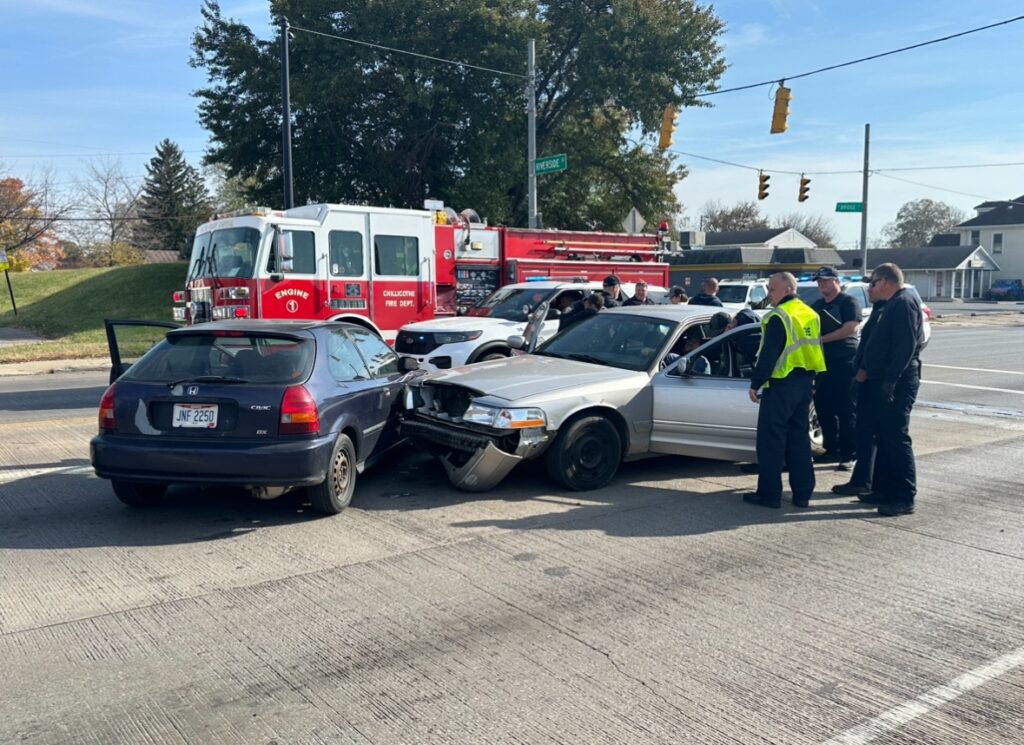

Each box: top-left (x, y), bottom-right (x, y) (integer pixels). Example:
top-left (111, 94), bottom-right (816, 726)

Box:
top-left (796, 277), bottom-right (932, 347)
top-left (716, 279), bottom-right (769, 310)
top-left (396, 279), bottom-right (664, 371)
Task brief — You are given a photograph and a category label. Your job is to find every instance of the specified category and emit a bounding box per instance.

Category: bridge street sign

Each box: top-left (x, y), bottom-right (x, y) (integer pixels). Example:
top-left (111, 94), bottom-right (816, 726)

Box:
top-left (534, 153), bottom-right (567, 175)
top-left (835, 202), bottom-right (864, 213)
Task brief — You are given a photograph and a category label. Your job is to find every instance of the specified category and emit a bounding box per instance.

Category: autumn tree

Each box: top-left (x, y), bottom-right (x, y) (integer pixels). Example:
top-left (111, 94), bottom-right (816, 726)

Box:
top-left (772, 212), bottom-right (837, 248)
top-left (882, 199), bottom-right (966, 248)
top-left (699, 200), bottom-right (770, 232)
top-left (0, 171), bottom-right (72, 271)
top-left (136, 139), bottom-right (212, 258)
top-left (190, 0), bottom-right (726, 229)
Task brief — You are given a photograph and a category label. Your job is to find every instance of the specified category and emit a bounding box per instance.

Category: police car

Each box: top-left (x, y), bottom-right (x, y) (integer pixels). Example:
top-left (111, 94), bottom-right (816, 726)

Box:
top-left (796, 278), bottom-right (932, 347)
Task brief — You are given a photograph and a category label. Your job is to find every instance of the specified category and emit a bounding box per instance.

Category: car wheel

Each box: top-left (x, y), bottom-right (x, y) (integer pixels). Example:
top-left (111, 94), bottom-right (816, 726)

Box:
top-left (307, 434), bottom-right (356, 515)
top-left (808, 403), bottom-right (825, 454)
top-left (112, 480), bottom-right (167, 507)
top-left (545, 415), bottom-right (622, 491)
top-left (478, 350), bottom-right (508, 362)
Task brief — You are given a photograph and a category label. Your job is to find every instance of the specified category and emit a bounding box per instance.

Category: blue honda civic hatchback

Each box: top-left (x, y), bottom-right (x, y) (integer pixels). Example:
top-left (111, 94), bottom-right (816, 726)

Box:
top-left (90, 319), bottom-right (420, 514)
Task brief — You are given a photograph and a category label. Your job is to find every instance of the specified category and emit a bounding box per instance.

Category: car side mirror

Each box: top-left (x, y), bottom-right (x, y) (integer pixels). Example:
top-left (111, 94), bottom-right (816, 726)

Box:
top-left (398, 356), bottom-right (419, 373)
top-left (507, 335), bottom-right (526, 350)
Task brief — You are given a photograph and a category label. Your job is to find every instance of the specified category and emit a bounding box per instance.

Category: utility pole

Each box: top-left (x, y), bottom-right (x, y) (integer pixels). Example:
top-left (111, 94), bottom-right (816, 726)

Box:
top-left (860, 123), bottom-right (870, 275)
top-left (527, 39), bottom-right (538, 229)
top-left (280, 16), bottom-right (294, 209)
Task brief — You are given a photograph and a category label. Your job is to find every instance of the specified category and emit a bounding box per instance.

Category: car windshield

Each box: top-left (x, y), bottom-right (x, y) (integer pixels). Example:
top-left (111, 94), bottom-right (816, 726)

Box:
top-left (796, 286), bottom-right (823, 304)
top-left (188, 227), bottom-right (262, 279)
top-left (466, 286), bottom-right (555, 321)
top-left (717, 285), bottom-right (752, 304)
top-left (535, 313), bottom-right (677, 371)
top-left (124, 333), bottom-right (315, 385)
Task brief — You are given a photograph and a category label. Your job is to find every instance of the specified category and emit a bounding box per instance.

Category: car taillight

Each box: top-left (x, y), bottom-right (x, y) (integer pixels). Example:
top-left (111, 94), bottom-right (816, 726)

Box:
top-left (279, 386), bottom-right (319, 435)
top-left (172, 291), bottom-right (185, 302)
top-left (98, 384), bottom-right (117, 432)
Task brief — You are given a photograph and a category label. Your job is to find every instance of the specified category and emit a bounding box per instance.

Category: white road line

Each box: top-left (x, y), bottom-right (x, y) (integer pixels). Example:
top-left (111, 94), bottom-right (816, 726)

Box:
top-left (822, 644), bottom-right (1024, 745)
top-left (919, 380), bottom-right (1024, 395)
top-left (924, 363), bottom-right (1024, 376)
top-left (0, 464), bottom-right (94, 486)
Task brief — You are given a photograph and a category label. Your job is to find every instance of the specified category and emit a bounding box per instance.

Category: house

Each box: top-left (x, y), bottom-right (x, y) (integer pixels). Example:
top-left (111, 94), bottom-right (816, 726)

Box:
top-left (836, 245), bottom-right (999, 300)
top-left (951, 195), bottom-right (1024, 282)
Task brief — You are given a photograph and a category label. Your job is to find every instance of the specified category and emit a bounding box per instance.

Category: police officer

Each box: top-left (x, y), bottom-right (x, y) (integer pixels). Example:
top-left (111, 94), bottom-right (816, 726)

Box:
top-left (809, 266), bottom-right (862, 471)
top-left (743, 272), bottom-right (826, 509)
top-left (600, 275), bottom-right (627, 307)
top-left (688, 277), bottom-right (724, 306)
top-left (854, 262), bottom-right (924, 516)
top-left (623, 280), bottom-right (656, 306)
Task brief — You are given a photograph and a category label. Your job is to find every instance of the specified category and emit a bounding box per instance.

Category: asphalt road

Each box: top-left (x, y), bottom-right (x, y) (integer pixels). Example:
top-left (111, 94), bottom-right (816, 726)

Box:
top-left (1, 323), bottom-right (1022, 744)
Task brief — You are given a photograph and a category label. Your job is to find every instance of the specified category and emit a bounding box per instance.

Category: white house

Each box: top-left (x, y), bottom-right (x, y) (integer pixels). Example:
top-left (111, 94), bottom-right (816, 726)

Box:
top-left (953, 195), bottom-right (1024, 282)
top-left (837, 245), bottom-right (1000, 300)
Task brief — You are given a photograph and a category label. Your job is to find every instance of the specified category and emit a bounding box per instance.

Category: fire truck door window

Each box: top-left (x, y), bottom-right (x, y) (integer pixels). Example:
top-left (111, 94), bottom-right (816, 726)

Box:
top-left (282, 230), bottom-right (317, 274)
top-left (373, 235), bottom-right (419, 276)
top-left (346, 327), bottom-right (400, 377)
top-left (329, 231), bottom-right (364, 277)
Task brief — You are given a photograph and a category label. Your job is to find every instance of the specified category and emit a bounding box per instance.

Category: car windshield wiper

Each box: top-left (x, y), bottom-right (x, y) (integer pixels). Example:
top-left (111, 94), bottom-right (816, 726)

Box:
top-left (566, 353), bottom-right (607, 366)
top-left (168, 375), bottom-right (249, 388)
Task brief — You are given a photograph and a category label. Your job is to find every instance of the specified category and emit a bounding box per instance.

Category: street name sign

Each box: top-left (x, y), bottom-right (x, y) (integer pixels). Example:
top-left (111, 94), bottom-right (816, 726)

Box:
top-left (835, 202), bottom-right (864, 213)
top-left (535, 154), bottom-right (567, 175)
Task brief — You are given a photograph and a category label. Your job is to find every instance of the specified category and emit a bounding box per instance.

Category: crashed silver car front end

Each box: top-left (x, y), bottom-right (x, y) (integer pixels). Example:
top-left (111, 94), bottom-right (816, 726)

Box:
top-left (401, 381), bottom-right (552, 491)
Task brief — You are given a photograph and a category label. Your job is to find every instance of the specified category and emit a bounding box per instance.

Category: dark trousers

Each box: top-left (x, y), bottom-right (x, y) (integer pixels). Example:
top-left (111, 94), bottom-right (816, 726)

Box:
top-left (756, 371), bottom-right (815, 502)
top-left (849, 383), bottom-right (877, 488)
top-left (814, 355), bottom-right (856, 460)
top-left (863, 371), bottom-right (920, 504)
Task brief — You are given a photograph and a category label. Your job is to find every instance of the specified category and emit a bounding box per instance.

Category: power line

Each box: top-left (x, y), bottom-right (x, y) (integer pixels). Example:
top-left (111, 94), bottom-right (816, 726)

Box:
top-left (870, 172), bottom-right (994, 201)
top-left (698, 14), bottom-right (1024, 97)
top-left (289, 25), bottom-right (527, 79)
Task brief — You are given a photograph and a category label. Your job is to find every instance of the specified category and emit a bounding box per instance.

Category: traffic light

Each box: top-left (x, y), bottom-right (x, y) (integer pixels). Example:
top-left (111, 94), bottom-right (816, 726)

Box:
top-left (757, 171), bottom-right (770, 200)
top-left (798, 175), bottom-right (811, 202)
top-left (770, 84), bottom-right (792, 134)
top-left (658, 105), bottom-right (678, 150)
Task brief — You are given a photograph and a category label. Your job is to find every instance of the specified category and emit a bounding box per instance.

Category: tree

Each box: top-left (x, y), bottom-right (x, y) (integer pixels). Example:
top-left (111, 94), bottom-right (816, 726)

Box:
top-left (699, 200), bottom-right (769, 232)
top-left (772, 212), bottom-right (837, 248)
top-left (136, 139), bottom-right (211, 258)
top-left (190, 0), bottom-right (726, 229)
top-left (0, 171), bottom-right (73, 270)
top-left (882, 199), bottom-right (966, 249)
top-left (70, 158), bottom-right (144, 267)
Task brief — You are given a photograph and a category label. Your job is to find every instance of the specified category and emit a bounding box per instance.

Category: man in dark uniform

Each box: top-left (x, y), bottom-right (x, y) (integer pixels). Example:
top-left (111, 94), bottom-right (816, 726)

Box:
top-left (600, 275), bottom-right (627, 307)
top-left (743, 272), bottom-right (826, 509)
top-left (809, 266), bottom-right (862, 471)
top-left (623, 280), bottom-right (656, 306)
top-left (688, 277), bottom-right (723, 307)
top-left (854, 262), bottom-right (924, 516)
top-left (560, 291), bottom-right (603, 331)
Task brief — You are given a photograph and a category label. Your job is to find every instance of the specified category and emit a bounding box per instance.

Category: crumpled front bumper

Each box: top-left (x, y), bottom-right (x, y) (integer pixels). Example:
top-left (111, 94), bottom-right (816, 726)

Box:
top-left (440, 442), bottom-right (522, 491)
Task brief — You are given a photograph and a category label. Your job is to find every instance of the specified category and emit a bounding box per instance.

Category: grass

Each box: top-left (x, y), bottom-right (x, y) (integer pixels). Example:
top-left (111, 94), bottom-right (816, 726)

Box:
top-left (0, 264), bottom-right (187, 363)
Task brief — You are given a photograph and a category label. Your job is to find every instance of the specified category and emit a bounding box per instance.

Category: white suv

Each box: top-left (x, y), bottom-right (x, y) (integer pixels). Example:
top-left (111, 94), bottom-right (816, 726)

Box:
top-left (716, 280), bottom-right (769, 310)
top-left (396, 280), bottom-right (663, 371)
top-left (796, 280), bottom-right (932, 347)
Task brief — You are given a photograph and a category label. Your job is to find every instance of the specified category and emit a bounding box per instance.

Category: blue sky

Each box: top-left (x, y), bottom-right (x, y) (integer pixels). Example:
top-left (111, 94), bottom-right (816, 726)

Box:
top-left (1, 1), bottom-right (1022, 248)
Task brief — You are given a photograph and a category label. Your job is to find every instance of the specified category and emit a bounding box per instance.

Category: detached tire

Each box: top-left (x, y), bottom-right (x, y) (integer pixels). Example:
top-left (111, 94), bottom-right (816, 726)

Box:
top-left (308, 434), bottom-right (356, 515)
top-left (112, 480), bottom-right (167, 507)
top-left (545, 415), bottom-right (622, 491)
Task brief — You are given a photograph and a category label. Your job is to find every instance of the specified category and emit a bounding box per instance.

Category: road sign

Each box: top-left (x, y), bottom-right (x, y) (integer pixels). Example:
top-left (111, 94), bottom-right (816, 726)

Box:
top-left (622, 207), bottom-right (646, 234)
top-left (835, 202), bottom-right (864, 213)
top-left (534, 154), bottom-right (567, 175)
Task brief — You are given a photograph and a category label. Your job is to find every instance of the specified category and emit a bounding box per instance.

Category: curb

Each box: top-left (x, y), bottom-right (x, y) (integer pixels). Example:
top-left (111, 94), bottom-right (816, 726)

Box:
top-left (0, 358), bottom-right (109, 377)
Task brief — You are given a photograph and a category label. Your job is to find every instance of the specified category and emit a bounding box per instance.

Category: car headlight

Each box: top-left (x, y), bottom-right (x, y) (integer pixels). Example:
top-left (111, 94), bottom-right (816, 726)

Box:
top-left (435, 331), bottom-right (483, 344)
top-left (462, 402), bottom-right (546, 429)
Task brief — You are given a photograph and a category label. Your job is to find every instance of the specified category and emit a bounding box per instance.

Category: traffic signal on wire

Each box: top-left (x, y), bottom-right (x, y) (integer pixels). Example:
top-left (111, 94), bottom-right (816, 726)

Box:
top-left (798, 175), bottom-right (811, 202)
top-left (658, 105), bottom-right (678, 150)
top-left (758, 171), bottom-right (770, 200)
top-left (770, 84), bottom-right (792, 134)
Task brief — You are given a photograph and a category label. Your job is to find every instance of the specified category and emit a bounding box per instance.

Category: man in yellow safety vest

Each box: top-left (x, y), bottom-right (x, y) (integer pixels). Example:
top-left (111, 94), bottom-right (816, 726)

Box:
top-left (743, 271), bottom-right (826, 509)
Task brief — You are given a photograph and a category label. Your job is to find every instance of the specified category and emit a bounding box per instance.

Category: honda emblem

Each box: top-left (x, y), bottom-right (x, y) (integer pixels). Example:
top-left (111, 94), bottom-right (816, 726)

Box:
top-left (186, 386), bottom-right (199, 396)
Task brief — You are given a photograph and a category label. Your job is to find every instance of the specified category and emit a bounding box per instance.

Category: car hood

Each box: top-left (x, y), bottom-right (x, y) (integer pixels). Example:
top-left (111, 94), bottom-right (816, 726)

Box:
top-left (416, 354), bottom-right (642, 403)
top-left (401, 317), bottom-right (522, 333)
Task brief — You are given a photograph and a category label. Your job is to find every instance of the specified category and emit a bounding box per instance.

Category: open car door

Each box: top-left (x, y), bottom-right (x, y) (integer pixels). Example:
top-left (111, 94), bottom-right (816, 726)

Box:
top-left (104, 319), bottom-right (181, 384)
top-left (521, 300), bottom-right (550, 354)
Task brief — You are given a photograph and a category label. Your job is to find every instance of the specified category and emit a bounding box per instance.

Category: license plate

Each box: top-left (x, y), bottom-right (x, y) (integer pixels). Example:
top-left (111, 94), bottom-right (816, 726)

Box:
top-left (172, 403), bottom-right (218, 428)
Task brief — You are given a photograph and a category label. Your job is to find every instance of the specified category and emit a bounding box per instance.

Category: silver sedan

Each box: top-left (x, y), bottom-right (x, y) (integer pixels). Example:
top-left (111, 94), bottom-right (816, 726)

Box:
top-left (401, 305), bottom-right (822, 491)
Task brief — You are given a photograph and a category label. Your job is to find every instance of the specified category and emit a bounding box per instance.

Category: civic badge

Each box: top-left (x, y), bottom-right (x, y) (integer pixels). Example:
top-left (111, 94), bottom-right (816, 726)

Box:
top-left (186, 385), bottom-right (199, 396)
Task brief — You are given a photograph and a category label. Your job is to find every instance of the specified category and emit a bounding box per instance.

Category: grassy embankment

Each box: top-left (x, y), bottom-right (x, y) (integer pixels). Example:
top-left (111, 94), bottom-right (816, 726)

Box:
top-left (0, 264), bottom-right (186, 363)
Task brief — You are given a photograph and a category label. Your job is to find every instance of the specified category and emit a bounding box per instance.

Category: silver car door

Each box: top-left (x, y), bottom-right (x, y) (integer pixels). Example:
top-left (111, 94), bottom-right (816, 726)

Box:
top-left (649, 327), bottom-right (760, 461)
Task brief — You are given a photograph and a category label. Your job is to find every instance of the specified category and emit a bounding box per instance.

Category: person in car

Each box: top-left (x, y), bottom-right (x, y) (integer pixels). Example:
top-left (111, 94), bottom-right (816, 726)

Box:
top-left (555, 290), bottom-right (585, 330)
top-left (600, 275), bottom-right (627, 307)
top-left (809, 266), bottom-right (862, 471)
top-left (624, 280), bottom-right (656, 306)
top-left (560, 291), bottom-right (603, 331)
top-left (688, 277), bottom-right (723, 307)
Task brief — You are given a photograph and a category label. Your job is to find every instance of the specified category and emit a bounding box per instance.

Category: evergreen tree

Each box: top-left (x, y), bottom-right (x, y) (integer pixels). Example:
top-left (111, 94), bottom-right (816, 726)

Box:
top-left (137, 139), bottom-right (212, 258)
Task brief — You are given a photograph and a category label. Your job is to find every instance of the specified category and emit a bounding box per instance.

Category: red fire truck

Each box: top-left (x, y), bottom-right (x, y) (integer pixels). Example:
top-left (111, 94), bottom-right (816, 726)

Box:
top-left (174, 203), bottom-right (670, 340)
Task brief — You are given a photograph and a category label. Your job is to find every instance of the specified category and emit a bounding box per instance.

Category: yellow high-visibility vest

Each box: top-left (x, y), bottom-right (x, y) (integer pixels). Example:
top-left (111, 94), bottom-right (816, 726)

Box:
top-left (758, 298), bottom-right (826, 383)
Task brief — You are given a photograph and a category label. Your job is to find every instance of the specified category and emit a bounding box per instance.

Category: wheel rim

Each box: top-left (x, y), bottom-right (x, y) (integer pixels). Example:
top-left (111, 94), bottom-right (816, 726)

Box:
top-left (571, 430), bottom-right (614, 481)
top-left (331, 446), bottom-right (351, 496)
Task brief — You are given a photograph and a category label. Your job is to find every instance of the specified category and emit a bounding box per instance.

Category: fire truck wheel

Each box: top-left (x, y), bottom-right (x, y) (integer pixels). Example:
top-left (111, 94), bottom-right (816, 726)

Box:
top-left (545, 415), bottom-right (621, 491)
top-left (112, 480), bottom-right (167, 507)
top-left (308, 434), bottom-right (356, 514)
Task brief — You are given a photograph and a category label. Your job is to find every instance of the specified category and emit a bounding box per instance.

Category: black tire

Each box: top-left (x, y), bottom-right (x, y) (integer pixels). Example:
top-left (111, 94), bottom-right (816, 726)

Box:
top-left (307, 434), bottom-right (356, 515)
top-left (808, 403), bottom-right (825, 455)
top-left (112, 480), bottom-right (167, 507)
top-left (545, 415), bottom-right (622, 491)
top-left (475, 349), bottom-right (509, 363)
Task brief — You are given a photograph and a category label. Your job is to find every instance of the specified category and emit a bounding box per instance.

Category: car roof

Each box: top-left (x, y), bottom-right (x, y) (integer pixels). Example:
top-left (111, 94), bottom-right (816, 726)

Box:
top-left (167, 319), bottom-right (356, 336)
top-left (601, 304), bottom-right (725, 323)
top-left (504, 280), bottom-right (667, 291)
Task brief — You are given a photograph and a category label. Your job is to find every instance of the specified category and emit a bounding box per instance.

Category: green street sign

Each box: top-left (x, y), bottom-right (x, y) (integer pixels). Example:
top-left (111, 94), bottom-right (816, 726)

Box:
top-left (535, 153), bottom-right (567, 175)
top-left (835, 202), bottom-right (864, 213)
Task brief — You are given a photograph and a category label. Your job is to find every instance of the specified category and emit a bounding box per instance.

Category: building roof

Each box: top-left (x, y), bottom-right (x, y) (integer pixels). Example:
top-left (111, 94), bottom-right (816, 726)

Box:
top-left (958, 196), bottom-right (1024, 228)
top-left (928, 233), bottom-right (960, 246)
top-left (703, 228), bottom-right (786, 246)
top-left (836, 245), bottom-right (998, 272)
top-left (668, 246), bottom-right (841, 269)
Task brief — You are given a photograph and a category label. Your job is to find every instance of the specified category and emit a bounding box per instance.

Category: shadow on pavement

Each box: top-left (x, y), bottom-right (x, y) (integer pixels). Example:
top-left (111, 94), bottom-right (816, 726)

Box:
top-left (0, 386), bottom-right (106, 412)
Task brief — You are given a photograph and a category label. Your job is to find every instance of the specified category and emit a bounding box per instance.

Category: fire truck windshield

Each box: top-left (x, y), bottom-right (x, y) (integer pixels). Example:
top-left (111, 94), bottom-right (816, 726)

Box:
top-left (189, 227), bottom-right (262, 280)
top-left (467, 287), bottom-right (555, 322)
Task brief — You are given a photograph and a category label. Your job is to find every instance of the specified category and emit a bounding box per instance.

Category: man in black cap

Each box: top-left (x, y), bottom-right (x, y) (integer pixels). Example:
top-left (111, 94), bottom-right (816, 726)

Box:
top-left (668, 286), bottom-right (689, 304)
top-left (601, 275), bottom-right (627, 307)
top-left (810, 266), bottom-right (862, 471)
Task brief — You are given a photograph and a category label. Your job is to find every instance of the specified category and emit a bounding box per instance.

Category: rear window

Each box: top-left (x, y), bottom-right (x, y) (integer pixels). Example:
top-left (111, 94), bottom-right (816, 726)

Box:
top-left (717, 285), bottom-right (752, 304)
top-left (123, 334), bottom-right (315, 385)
